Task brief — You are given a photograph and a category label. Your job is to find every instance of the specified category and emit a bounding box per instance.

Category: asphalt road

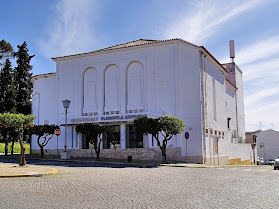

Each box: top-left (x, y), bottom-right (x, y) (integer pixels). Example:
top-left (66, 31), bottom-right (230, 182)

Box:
top-left (0, 159), bottom-right (278, 208)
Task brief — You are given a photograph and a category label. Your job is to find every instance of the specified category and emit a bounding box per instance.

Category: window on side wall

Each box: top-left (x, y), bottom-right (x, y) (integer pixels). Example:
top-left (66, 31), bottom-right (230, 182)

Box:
top-left (227, 117), bottom-right (231, 130)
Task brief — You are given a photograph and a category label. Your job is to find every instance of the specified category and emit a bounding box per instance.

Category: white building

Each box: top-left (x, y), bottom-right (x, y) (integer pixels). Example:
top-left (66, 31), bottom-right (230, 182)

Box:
top-left (256, 129), bottom-right (279, 161)
top-left (31, 38), bottom-right (253, 165)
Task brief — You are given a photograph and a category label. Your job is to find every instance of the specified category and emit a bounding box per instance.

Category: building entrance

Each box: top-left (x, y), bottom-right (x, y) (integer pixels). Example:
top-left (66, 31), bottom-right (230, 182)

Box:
top-left (103, 125), bottom-right (120, 149)
top-left (126, 125), bottom-right (143, 148)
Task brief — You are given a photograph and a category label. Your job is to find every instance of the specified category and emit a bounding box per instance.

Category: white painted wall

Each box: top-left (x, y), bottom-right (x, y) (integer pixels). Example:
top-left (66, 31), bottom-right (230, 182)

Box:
top-left (257, 130), bottom-right (279, 160)
top-left (235, 65), bottom-right (245, 140)
top-left (31, 74), bottom-right (57, 150)
top-left (177, 43), bottom-right (202, 157)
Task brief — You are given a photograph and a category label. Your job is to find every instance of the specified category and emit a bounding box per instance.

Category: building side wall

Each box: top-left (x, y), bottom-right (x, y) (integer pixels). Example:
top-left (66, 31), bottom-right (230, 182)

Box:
top-left (257, 130), bottom-right (279, 160)
top-left (178, 44), bottom-right (202, 160)
top-left (203, 58), bottom-right (253, 164)
top-left (235, 66), bottom-right (245, 140)
top-left (31, 76), bottom-right (57, 150)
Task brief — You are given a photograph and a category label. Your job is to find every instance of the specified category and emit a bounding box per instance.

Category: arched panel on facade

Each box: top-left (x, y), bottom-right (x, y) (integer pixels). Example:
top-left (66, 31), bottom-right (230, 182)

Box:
top-left (83, 68), bottom-right (98, 115)
top-left (127, 62), bottom-right (144, 111)
top-left (104, 65), bottom-right (120, 112)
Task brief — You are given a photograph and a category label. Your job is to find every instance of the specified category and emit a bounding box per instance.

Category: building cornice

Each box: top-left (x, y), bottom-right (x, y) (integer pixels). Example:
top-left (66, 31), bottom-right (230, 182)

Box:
top-left (31, 72), bottom-right (56, 82)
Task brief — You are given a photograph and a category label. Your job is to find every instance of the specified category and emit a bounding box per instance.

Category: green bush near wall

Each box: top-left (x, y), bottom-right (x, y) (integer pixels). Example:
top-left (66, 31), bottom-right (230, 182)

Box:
top-left (0, 143), bottom-right (30, 154)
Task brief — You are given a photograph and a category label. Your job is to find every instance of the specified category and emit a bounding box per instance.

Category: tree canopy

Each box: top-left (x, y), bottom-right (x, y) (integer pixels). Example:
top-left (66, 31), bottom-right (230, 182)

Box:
top-left (0, 59), bottom-right (17, 113)
top-left (0, 40), bottom-right (34, 114)
top-left (0, 39), bottom-right (13, 65)
top-left (134, 115), bottom-right (185, 163)
top-left (30, 124), bottom-right (59, 158)
top-left (14, 41), bottom-right (34, 114)
top-left (0, 113), bottom-right (36, 165)
top-left (76, 124), bottom-right (111, 161)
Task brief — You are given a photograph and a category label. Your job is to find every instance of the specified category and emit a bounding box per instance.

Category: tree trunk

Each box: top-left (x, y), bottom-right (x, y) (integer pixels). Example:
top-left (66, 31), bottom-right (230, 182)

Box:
top-left (40, 146), bottom-right (44, 158)
top-left (11, 141), bottom-right (14, 155)
top-left (18, 132), bottom-right (26, 166)
top-left (4, 138), bottom-right (8, 156)
top-left (161, 145), bottom-right (167, 164)
top-left (94, 142), bottom-right (100, 161)
top-left (96, 150), bottom-right (100, 161)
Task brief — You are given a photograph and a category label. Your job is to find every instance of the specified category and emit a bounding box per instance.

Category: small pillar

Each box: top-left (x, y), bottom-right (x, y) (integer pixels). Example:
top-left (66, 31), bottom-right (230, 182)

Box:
top-left (120, 124), bottom-right (126, 149)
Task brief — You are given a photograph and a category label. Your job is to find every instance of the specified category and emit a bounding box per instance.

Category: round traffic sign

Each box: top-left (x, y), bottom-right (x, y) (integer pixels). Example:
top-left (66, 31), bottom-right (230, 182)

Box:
top-left (54, 129), bottom-right (61, 136)
top-left (185, 132), bottom-right (189, 140)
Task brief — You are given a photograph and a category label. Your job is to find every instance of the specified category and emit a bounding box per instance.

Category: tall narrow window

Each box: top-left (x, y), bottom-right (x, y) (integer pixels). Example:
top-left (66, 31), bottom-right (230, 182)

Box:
top-left (105, 65), bottom-right (120, 112)
top-left (212, 77), bottom-right (217, 121)
top-left (125, 125), bottom-right (143, 148)
top-left (227, 117), bottom-right (231, 130)
top-left (83, 68), bottom-right (98, 115)
top-left (127, 62), bottom-right (144, 111)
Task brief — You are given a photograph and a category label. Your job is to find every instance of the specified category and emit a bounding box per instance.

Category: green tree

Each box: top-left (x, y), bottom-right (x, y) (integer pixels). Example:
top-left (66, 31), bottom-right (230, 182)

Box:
top-left (0, 126), bottom-right (14, 156)
top-left (134, 115), bottom-right (185, 163)
top-left (14, 41), bottom-right (34, 115)
top-left (30, 125), bottom-right (59, 158)
top-left (0, 39), bottom-right (13, 65)
top-left (0, 113), bottom-right (35, 166)
top-left (0, 58), bottom-right (17, 113)
top-left (76, 124), bottom-right (111, 161)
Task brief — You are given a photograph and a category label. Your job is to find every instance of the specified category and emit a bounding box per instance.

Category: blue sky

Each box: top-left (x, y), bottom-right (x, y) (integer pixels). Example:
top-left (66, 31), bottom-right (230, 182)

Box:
top-left (1, 0), bottom-right (279, 131)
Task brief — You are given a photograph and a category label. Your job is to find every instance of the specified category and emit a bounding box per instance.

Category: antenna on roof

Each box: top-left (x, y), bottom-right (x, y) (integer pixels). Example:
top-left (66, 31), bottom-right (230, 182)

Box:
top-left (258, 121), bottom-right (263, 131)
top-left (229, 40), bottom-right (235, 63)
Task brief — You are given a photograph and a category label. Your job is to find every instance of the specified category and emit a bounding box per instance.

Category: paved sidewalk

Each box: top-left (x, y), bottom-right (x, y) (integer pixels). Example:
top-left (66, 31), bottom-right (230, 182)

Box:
top-left (0, 163), bottom-right (58, 178)
top-left (161, 162), bottom-right (257, 168)
top-left (0, 154), bottom-right (259, 178)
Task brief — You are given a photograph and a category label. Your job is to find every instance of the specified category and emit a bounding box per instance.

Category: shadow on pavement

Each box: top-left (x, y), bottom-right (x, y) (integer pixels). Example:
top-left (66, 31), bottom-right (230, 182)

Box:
top-left (0, 155), bottom-right (159, 169)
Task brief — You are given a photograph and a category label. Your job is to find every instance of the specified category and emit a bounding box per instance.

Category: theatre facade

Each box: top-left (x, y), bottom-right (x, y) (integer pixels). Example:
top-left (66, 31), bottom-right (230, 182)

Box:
top-left (31, 38), bottom-right (254, 165)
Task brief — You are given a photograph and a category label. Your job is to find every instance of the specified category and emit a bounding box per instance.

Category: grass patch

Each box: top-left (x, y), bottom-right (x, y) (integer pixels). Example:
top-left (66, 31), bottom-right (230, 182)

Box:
top-left (0, 142), bottom-right (30, 154)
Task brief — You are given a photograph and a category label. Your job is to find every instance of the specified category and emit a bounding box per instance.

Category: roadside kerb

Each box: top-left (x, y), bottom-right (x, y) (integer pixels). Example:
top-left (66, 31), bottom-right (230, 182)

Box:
top-left (161, 163), bottom-right (258, 168)
top-left (0, 163), bottom-right (59, 178)
top-left (0, 155), bottom-right (258, 169)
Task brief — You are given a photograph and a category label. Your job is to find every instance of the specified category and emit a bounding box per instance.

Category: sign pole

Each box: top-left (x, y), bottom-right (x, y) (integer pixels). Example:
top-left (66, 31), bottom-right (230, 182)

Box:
top-left (54, 129), bottom-right (61, 159)
top-left (186, 139), bottom-right (188, 163)
top-left (56, 135), bottom-right (58, 159)
top-left (185, 132), bottom-right (190, 163)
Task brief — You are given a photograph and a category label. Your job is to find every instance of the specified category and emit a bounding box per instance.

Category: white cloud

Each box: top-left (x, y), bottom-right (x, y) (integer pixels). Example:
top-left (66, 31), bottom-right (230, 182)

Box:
top-left (163, 0), bottom-right (262, 45)
top-left (245, 87), bottom-right (279, 106)
top-left (242, 57), bottom-right (279, 83)
top-left (38, 0), bottom-right (102, 58)
top-left (228, 34), bottom-right (279, 132)
top-left (245, 100), bottom-right (279, 131)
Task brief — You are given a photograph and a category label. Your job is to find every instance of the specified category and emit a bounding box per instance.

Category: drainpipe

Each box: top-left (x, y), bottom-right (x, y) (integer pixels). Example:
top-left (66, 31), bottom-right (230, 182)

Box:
top-left (232, 61), bottom-right (239, 143)
top-left (200, 50), bottom-right (207, 164)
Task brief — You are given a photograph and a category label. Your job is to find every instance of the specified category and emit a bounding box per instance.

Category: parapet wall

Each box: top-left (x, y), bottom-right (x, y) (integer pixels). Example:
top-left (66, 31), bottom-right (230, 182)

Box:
top-left (31, 147), bottom-right (182, 161)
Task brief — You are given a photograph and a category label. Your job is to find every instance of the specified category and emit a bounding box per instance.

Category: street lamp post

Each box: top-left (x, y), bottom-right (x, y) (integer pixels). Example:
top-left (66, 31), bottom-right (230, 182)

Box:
top-left (61, 99), bottom-right (71, 159)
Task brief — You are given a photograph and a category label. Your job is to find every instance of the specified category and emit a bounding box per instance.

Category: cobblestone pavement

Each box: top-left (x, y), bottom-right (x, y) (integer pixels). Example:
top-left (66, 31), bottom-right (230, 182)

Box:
top-left (0, 161), bottom-right (278, 208)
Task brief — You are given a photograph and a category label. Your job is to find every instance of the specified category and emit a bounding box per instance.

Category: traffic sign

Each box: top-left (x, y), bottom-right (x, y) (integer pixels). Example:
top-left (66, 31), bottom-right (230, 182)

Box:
top-left (185, 132), bottom-right (189, 140)
top-left (54, 129), bottom-right (61, 136)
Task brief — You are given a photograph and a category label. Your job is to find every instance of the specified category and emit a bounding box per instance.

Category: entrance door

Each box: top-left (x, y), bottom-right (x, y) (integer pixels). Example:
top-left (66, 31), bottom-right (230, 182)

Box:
top-left (103, 125), bottom-right (120, 149)
top-left (82, 134), bottom-right (89, 149)
top-left (126, 125), bottom-right (143, 148)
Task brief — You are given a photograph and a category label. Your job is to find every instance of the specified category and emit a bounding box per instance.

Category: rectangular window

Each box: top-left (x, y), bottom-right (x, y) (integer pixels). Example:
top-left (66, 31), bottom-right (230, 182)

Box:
top-left (212, 77), bottom-right (217, 121)
top-left (72, 126), bottom-right (74, 148)
top-left (103, 125), bottom-right (120, 149)
top-left (227, 117), bottom-right (231, 129)
top-left (82, 134), bottom-right (89, 149)
top-left (76, 129), bottom-right (78, 148)
top-left (126, 125), bottom-right (143, 148)
top-left (214, 137), bottom-right (218, 154)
